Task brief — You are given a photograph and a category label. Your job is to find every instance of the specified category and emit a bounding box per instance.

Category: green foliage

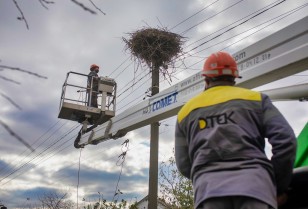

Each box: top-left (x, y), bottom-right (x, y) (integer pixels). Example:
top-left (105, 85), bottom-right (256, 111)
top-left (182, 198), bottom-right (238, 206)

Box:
top-left (84, 199), bottom-right (133, 209)
top-left (159, 154), bottom-right (194, 209)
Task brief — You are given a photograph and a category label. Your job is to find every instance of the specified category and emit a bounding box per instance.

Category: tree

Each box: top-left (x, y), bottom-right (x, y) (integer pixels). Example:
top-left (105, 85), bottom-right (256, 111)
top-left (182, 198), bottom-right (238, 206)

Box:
top-left (159, 154), bottom-right (194, 209)
top-left (84, 198), bottom-right (136, 209)
top-left (38, 191), bottom-right (74, 209)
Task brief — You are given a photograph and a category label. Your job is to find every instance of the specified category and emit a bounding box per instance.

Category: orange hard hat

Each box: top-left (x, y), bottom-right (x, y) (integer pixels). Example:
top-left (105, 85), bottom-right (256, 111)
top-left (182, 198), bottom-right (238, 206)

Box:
top-left (202, 52), bottom-right (239, 78)
top-left (90, 64), bottom-right (99, 71)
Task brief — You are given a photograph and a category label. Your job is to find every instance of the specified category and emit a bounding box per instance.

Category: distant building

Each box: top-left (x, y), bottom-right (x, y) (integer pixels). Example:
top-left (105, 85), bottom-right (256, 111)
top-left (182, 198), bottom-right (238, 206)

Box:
top-left (135, 195), bottom-right (172, 209)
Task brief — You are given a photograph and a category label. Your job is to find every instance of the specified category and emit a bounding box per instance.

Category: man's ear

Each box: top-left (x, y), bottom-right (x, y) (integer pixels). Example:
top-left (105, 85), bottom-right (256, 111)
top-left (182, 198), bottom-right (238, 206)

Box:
top-left (204, 77), bottom-right (210, 90)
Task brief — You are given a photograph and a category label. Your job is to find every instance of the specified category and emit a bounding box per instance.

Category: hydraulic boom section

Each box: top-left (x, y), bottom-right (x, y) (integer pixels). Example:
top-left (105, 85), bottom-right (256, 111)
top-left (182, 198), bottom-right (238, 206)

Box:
top-left (77, 16), bottom-right (308, 148)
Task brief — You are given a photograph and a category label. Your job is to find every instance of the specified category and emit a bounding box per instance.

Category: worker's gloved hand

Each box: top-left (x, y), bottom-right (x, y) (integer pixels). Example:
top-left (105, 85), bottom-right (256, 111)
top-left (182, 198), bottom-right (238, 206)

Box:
top-left (277, 193), bottom-right (288, 206)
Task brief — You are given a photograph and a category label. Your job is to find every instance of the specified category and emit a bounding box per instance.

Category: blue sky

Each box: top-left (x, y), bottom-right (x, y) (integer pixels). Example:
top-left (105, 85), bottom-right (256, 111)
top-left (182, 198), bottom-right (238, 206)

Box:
top-left (0, 0), bottom-right (308, 208)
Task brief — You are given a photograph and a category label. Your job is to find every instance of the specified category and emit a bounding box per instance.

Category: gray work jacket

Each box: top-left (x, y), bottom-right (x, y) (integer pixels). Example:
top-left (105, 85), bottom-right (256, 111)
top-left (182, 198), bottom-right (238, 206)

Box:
top-left (175, 85), bottom-right (296, 209)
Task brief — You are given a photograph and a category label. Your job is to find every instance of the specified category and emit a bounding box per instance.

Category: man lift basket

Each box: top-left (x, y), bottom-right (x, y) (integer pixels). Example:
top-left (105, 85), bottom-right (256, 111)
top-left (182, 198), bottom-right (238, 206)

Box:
top-left (58, 71), bottom-right (117, 148)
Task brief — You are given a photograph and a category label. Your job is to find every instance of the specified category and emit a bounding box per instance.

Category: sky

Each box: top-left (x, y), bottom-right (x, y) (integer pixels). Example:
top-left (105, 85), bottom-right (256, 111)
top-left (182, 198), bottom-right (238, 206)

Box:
top-left (0, 0), bottom-right (308, 208)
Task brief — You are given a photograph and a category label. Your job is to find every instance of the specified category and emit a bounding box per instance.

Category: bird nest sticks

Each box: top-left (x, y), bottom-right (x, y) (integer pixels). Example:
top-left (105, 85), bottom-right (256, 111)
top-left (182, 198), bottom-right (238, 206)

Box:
top-left (123, 28), bottom-right (184, 71)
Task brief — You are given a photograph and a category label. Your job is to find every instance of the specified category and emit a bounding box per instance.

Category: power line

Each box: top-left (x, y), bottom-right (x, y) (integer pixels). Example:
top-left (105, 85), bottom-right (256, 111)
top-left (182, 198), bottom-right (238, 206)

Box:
top-left (112, 62), bottom-right (133, 80)
top-left (111, 1), bottom-right (259, 100)
top-left (107, 57), bottom-right (130, 77)
top-left (143, 0), bottom-right (289, 82)
top-left (49, 138), bottom-right (128, 186)
top-left (186, 0), bottom-right (285, 47)
top-left (112, 139), bottom-right (129, 203)
top-left (0, 121), bottom-right (68, 177)
top-left (181, 0), bottom-right (246, 35)
top-left (186, 0), bottom-right (287, 53)
top-left (77, 148), bottom-right (83, 209)
top-left (118, 2), bottom-right (305, 114)
top-left (160, 4), bottom-right (308, 87)
top-left (170, 0), bottom-right (221, 30)
top-left (219, 3), bottom-right (308, 52)
top-left (109, 2), bottom-right (239, 97)
top-left (116, 66), bottom-right (149, 93)
top-left (0, 120), bottom-right (62, 175)
top-left (184, 2), bottom-right (307, 63)
top-left (117, 72), bottom-right (151, 98)
top-left (0, 124), bottom-right (79, 186)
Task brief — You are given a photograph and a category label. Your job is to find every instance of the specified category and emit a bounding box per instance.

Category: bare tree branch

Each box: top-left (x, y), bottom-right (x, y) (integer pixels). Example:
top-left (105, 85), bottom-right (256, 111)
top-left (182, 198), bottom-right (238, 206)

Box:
top-left (71, 0), bottom-right (97, 14)
top-left (0, 92), bottom-right (22, 110)
top-left (0, 75), bottom-right (21, 85)
top-left (89, 0), bottom-right (106, 15)
top-left (11, 0), bottom-right (104, 30)
top-left (38, 0), bottom-right (55, 10)
top-left (38, 192), bottom-right (73, 208)
top-left (0, 65), bottom-right (47, 79)
top-left (12, 0), bottom-right (29, 29)
top-left (0, 119), bottom-right (35, 152)
top-left (55, 193), bottom-right (67, 209)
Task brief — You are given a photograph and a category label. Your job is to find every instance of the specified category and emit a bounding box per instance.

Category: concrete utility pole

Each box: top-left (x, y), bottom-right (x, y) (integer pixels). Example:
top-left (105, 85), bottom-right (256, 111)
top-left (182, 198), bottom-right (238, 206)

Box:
top-left (148, 64), bottom-right (160, 209)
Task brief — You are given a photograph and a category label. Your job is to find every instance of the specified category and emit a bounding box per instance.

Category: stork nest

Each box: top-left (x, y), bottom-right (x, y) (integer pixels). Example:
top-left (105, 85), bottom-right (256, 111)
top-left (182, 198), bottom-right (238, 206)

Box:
top-left (123, 28), bottom-right (184, 72)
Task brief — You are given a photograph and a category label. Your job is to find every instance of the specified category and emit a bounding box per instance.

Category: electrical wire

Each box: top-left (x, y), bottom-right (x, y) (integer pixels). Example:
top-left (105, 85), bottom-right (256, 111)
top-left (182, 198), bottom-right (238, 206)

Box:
top-left (185, 0), bottom-right (287, 53)
top-left (170, 0), bottom-right (221, 30)
top-left (0, 124), bottom-right (79, 186)
top-left (77, 148), bottom-right (83, 209)
top-left (116, 67), bottom-right (150, 93)
top-left (0, 120), bottom-right (62, 175)
top-left (115, 0), bottom-right (291, 99)
top-left (164, 0), bottom-right (294, 76)
top-left (195, 4), bottom-right (307, 56)
top-left (112, 62), bottom-right (133, 80)
top-left (107, 57), bottom-right (130, 77)
top-left (120, 3), bottom-right (308, 111)
top-left (0, 120), bottom-right (68, 177)
top-left (117, 72), bottom-right (151, 98)
top-left (186, 0), bottom-right (285, 47)
top-left (112, 139), bottom-right (129, 203)
top-left (181, 0), bottom-right (246, 35)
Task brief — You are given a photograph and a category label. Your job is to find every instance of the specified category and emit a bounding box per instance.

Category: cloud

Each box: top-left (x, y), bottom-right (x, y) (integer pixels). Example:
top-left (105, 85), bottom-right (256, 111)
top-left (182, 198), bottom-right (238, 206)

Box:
top-left (52, 164), bottom-right (148, 201)
top-left (3, 186), bottom-right (70, 208)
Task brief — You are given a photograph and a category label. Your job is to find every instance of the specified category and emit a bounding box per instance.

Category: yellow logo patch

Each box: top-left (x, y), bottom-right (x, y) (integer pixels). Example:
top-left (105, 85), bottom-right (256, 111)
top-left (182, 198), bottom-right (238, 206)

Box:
top-left (199, 119), bottom-right (207, 129)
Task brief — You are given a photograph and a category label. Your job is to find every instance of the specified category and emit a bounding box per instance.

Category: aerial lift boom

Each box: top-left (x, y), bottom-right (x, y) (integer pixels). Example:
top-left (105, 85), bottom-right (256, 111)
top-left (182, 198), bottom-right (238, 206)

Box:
top-left (77, 16), bottom-right (308, 147)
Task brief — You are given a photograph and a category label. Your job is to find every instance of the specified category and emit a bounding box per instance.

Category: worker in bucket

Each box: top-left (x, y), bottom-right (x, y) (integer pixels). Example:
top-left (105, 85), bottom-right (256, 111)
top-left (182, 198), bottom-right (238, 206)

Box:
top-left (175, 51), bottom-right (296, 209)
top-left (87, 64), bottom-right (100, 108)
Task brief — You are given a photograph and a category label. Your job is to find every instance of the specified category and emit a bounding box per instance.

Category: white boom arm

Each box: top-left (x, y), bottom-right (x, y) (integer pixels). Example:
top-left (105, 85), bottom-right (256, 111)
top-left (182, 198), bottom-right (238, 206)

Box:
top-left (79, 16), bottom-right (308, 147)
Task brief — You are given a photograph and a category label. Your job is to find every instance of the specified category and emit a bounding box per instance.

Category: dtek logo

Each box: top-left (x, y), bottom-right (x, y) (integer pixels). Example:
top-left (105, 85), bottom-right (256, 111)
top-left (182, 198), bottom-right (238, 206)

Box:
top-left (198, 112), bottom-right (236, 129)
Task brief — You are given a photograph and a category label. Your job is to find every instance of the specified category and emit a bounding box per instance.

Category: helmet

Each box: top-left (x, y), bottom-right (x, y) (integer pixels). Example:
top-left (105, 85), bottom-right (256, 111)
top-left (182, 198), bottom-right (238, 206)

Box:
top-left (90, 64), bottom-right (99, 71)
top-left (202, 52), bottom-right (239, 78)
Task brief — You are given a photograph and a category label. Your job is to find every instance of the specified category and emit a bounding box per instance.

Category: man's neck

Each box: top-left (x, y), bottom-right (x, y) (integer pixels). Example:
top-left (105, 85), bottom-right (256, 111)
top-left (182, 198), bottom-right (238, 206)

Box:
top-left (207, 80), bottom-right (235, 88)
